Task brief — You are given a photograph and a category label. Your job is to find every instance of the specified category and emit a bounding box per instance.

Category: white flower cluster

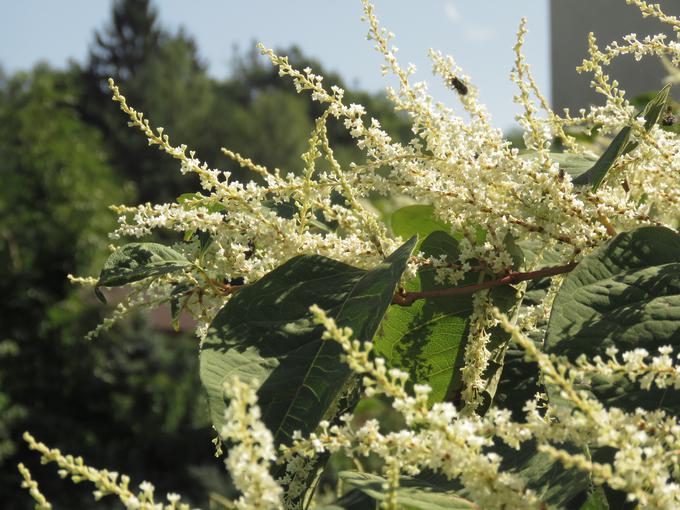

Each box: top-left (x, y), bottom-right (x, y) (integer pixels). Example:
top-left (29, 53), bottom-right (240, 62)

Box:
top-left (95, 0), bottom-right (680, 347)
top-left (21, 432), bottom-right (195, 510)
top-left (574, 345), bottom-right (680, 390)
top-left (17, 462), bottom-right (51, 510)
top-left (220, 377), bottom-right (283, 510)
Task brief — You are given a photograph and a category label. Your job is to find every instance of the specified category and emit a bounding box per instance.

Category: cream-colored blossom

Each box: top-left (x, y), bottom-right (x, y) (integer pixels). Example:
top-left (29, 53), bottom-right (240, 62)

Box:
top-left (22, 432), bottom-right (195, 510)
top-left (220, 377), bottom-right (283, 510)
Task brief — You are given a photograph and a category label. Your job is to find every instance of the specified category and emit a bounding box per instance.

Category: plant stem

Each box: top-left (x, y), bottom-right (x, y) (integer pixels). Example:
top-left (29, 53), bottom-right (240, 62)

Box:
top-left (392, 262), bottom-right (577, 306)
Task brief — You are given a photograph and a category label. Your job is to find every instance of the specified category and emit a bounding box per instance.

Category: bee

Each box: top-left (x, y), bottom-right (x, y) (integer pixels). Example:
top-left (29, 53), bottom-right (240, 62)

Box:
top-left (450, 76), bottom-right (468, 96)
top-left (662, 105), bottom-right (676, 126)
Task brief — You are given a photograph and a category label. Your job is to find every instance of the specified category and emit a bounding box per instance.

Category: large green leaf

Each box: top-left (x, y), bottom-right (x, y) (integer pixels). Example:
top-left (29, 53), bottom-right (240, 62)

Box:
top-left (573, 85), bottom-right (670, 189)
top-left (495, 441), bottom-right (591, 508)
top-left (200, 237), bottom-right (416, 447)
top-left (339, 471), bottom-right (476, 510)
top-left (503, 232), bottom-right (525, 270)
top-left (545, 226), bottom-right (680, 411)
top-left (390, 205), bottom-right (452, 247)
top-left (374, 231), bottom-right (473, 404)
top-left (375, 230), bottom-right (520, 409)
top-left (95, 243), bottom-right (191, 301)
top-left (549, 153), bottom-right (597, 180)
top-left (423, 439), bottom-right (591, 507)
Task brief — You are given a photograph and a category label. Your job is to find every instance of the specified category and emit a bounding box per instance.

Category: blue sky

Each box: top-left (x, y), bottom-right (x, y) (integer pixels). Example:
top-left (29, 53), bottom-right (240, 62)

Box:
top-left (1, 1), bottom-right (549, 131)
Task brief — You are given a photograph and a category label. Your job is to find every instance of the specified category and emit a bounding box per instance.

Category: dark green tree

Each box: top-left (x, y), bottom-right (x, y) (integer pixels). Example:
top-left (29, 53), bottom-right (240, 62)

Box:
top-left (87, 0), bottom-right (161, 87)
top-left (81, 0), bottom-right (214, 203)
top-left (0, 65), bottom-right (219, 510)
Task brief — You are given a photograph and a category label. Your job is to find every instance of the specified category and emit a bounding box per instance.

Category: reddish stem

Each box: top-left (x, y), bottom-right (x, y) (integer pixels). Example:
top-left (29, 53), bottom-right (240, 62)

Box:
top-left (392, 262), bottom-right (577, 306)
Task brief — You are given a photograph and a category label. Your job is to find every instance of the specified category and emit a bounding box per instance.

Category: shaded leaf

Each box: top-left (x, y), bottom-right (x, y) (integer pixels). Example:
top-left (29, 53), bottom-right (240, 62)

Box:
top-left (97, 243), bottom-right (190, 289)
top-left (94, 286), bottom-right (107, 304)
top-left (200, 237), bottom-right (416, 447)
top-left (579, 486), bottom-right (609, 510)
top-left (545, 226), bottom-right (680, 412)
top-left (314, 489), bottom-right (377, 510)
top-left (376, 230), bottom-right (520, 409)
top-left (573, 85), bottom-right (670, 189)
top-left (339, 471), bottom-right (477, 510)
top-left (640, 83), bottom-right (671, 131)
top-left (262, 198), bottom-right (332, 232)
top-left (503, 232), bottom-right (525, 270)
top-left (493, 272), bottom-right (554, 418)
top-left (494, 441), bottom-right (591, 508)
top-left (572, 126), bottom-right (632, 189)
top-left (197, 230), bottom-right (213, 258)
top-left (476, 285), bottom-right (520, 414)
top-left (550, 152), bottom-right (598, 180)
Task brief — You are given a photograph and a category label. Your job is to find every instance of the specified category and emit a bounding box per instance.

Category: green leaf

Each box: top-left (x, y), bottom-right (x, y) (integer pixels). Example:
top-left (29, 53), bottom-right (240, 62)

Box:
top-left (197, 231), bottom-right (213, 258)
top-left (374, 231), bottom-right (473, 403)
top-left (493, 275), bottom-right (550, 418)
top-left (571, 126), bottom-right (632, 189)
top-left (97, 243), bottom-right (190, 289)
top-left (339, 471), bottom-right (477, 510)
top-left (493, 342), bottom-right (542, 419)
top-left (314, 490), bottom-right (377, 510)
top-left (474, 226), bottom-right (487, 245)
top-left (545, 226), bottom-right (680, 411)
top-left (640, 83), bottom-right (671, 132)
top-left (573, 85), bottom-right (670, 189)
top-left (200, 237), bottom-right (417, 447)
top-left (549, 152), bottom-right (598, 180)
top-left (579, 487), bottom-right (610, 510)
top-left (391, 205), bottom-right (452, 247)
top-left (376, 230), bottom-right (520, 409)
top-left (518, 152), bottom-right (596, 181)
top-left (262, 198), bottom-right (332, 232)
top-left (177, 192), bottom-right (199, 204)
top-left (516, 239), bottom-right (564, 270)
top-left (418, 437), bottom-right (592, 507)
top-left (494, 441), bottom-right (591, 508)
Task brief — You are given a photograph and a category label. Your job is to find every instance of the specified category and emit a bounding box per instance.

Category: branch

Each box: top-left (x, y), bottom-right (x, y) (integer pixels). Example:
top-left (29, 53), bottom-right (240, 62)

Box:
top-left (392, 262), bottom-right (577, 306)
